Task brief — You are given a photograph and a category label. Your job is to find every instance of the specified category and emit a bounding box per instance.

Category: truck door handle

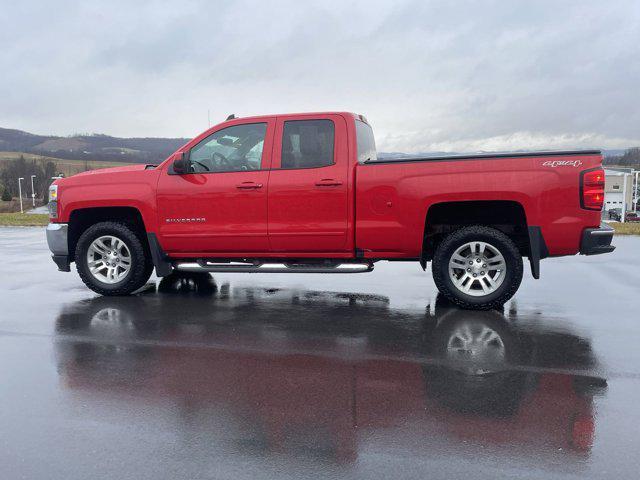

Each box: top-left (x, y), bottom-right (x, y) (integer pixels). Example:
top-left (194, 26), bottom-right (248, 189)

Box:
top-left (236, 182), bottom-right (263, 189)
top-left (315, 179), bottom-right (342, 187)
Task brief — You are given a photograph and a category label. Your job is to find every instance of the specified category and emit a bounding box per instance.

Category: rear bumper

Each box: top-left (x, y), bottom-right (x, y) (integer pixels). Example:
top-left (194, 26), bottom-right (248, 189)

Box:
top-left (580, 223), bottom-right (615, 256)
top-left (46, 223), bottom-right (70, 271)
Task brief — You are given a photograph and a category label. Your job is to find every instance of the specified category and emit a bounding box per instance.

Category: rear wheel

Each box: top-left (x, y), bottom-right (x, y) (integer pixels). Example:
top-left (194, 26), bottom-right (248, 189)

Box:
top-left (432, 226), bottom-right (523, 310)
top-left (75, 221), bottom-right (153, 296)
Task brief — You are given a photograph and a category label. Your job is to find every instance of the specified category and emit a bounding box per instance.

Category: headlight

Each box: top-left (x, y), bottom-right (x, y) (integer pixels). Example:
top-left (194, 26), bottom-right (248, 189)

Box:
top-left (48, 185), bottom-right (58, 218)
top-left (48, 184), bottom-right (58, 202)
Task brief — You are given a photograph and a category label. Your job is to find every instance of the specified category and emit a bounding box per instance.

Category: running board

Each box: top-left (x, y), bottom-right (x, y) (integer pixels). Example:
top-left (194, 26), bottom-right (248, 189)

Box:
top-left (174, 260), bottom-right (374, 274)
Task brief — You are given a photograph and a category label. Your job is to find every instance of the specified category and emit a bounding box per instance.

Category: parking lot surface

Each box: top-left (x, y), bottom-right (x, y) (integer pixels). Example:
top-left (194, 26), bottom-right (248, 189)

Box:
top-left (1, 227), bottom-right (639, 479)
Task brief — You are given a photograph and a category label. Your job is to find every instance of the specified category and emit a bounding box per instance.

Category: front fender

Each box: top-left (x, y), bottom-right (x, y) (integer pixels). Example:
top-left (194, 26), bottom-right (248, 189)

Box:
top-left (57, 172), bottom-right (159, 233)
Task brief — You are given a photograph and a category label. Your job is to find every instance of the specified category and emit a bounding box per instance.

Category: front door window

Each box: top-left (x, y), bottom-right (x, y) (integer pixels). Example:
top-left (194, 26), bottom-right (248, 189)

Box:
top-left (189, 123), bottom-right (267, 173)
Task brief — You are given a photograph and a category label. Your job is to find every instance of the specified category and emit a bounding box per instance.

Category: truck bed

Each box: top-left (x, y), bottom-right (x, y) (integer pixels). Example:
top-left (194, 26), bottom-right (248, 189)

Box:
top-left (355, 150), bottom-right (604, 258)
top-left (365, 150), bottom-right (602, 164)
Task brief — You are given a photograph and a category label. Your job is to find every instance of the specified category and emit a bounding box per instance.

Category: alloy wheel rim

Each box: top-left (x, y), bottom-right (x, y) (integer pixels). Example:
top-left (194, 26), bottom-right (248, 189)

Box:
top-left (86, 235), bottom-right (132, 284)
top-left (448, 241), bottom-right (506, 297)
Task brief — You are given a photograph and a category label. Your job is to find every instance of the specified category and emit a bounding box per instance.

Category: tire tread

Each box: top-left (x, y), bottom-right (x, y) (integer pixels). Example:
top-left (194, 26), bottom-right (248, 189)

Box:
top-left (432, 225), bottom-right (523, 310)
top-left (75, 221), bottom-right (152, 296)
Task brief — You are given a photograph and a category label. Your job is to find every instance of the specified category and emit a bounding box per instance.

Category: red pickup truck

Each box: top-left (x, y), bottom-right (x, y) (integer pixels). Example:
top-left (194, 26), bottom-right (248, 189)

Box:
top-left (46, 112), bottom-right (614, 309)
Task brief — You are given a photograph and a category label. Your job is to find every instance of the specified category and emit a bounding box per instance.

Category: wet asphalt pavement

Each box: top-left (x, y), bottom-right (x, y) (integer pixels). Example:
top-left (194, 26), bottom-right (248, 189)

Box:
top-left (1, 227), bottom-right (639, 479)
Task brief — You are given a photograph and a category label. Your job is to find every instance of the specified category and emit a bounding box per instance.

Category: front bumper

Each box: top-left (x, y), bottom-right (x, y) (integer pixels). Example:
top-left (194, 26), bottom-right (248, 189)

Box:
top-left (580, 223), bottom-right (615, 256)
top-left (46, 223), bottom-right (70, 271)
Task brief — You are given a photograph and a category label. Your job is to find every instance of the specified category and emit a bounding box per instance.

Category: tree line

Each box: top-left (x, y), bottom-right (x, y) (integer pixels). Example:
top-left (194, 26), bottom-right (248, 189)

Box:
top-left (604, 147), bottom-right (640, 168)
top-left (1, 156), bottom-right (58, 202)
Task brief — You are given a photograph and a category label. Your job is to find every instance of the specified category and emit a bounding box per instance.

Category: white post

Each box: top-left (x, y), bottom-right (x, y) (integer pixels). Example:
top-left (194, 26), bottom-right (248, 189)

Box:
top-left (621, 173), bottom-right (629, 223)
top-left (18, 177), bottom-right (24, 213)
top-left (30, 174), bottom-right (36, 207)
top-left (633, 170), bottom-right (640, 212)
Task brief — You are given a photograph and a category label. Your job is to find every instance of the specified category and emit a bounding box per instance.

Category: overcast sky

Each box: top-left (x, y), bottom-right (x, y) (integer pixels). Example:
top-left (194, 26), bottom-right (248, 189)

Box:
top-left (1, 0), bottom-right (639, 152)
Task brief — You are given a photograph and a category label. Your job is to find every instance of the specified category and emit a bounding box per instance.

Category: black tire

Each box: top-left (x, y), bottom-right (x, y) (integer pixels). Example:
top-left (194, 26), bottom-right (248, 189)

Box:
top-left (75, 221), bottom-right (153, 296)
top-left (158, 272), bottom-right (217, 295)
top-left (432, 225), bottom-right (523, 310)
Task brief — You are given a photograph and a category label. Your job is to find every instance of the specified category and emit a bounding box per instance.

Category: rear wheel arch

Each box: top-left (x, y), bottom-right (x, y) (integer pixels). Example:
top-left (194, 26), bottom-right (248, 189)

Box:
top-left (422, 200), bottom-right (531, 264)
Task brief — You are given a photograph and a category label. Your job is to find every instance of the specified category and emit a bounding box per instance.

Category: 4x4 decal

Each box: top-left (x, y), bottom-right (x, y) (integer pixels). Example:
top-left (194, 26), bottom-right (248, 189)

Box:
top-left (542, 160), bottom-right (583, 167)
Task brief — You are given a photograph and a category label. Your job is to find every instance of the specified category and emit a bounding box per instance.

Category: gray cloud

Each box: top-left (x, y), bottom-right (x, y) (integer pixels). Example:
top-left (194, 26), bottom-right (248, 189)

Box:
top-left (1, 0), bottom-right (639, 152)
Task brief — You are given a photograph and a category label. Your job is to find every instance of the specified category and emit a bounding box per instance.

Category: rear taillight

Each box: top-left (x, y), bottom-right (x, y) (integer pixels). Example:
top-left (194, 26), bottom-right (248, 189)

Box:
top-left (571, 413), bottom-right (595, 451)
top-left (580, 167), bottom-right (605, 211)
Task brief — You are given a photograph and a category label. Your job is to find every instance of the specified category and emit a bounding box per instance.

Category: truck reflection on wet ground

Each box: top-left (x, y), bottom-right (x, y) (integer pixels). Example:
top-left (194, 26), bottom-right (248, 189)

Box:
top-left (54, 272), bottom-right (606, 465)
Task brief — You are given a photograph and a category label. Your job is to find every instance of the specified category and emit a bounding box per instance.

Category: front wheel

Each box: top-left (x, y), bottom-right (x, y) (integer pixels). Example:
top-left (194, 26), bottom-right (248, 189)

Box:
top-left (432, 226), bottom-right (523, 310)
top-left (75, 221), bottom-right (153, 296)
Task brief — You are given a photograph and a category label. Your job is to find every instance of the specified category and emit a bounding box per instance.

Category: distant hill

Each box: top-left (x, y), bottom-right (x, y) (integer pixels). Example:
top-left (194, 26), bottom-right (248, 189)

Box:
top-left (0, 127), bottom-right (189, 164)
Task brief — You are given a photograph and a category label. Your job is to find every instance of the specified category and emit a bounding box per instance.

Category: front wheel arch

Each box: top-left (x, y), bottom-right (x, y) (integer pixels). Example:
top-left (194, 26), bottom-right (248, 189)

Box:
top-left (68, 206), bottom-right (149, 263)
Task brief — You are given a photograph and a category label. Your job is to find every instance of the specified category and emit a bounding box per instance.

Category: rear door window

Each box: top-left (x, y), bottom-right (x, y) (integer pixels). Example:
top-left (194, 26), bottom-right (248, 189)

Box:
top-left (355, 120), bottom-right (377, 163)
top-left (280, 120), bottom-right (334, 169)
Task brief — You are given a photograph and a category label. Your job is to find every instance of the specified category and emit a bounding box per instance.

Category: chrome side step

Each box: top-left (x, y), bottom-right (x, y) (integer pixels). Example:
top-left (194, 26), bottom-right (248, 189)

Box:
top-left (174, 260), bottom-right (374, 274)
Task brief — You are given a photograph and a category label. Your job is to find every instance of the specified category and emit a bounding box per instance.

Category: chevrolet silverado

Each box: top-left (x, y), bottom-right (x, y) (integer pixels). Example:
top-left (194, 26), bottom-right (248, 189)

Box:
top-left (46, 112), bottom-right (614, 309)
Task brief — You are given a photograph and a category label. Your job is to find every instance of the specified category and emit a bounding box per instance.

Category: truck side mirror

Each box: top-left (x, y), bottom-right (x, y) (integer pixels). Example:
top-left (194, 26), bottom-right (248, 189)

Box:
top-left (172, 151), bottom-right (190, 174)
